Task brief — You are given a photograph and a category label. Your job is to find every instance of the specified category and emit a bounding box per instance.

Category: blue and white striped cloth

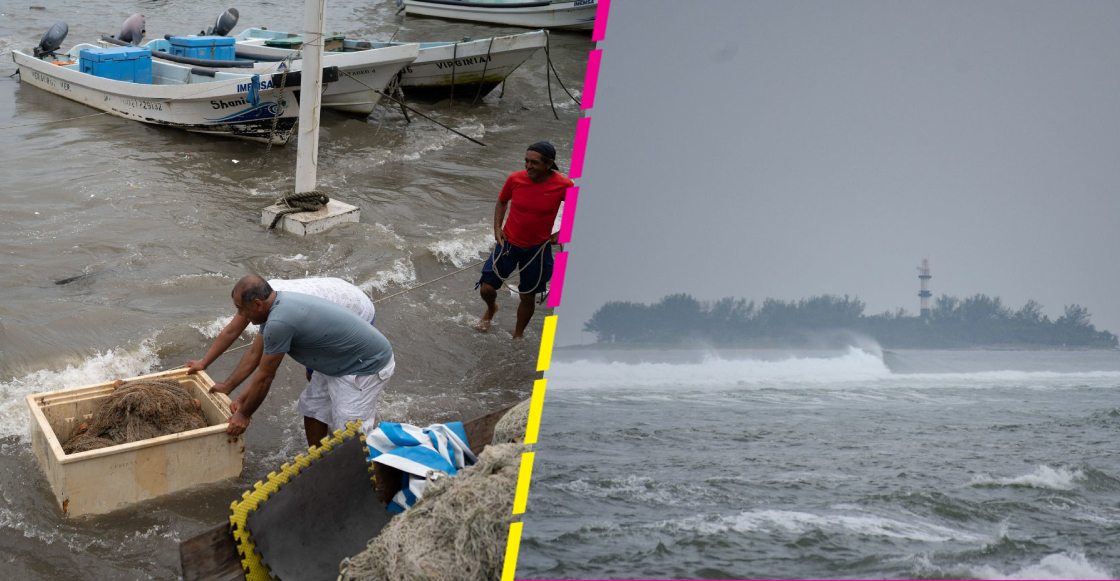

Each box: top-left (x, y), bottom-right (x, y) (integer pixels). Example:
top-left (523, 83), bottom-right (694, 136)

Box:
top-left (366, 422), bottom-right (476, 513)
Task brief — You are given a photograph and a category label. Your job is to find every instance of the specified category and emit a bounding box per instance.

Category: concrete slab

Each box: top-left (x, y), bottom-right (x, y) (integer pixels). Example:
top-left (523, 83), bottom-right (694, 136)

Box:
top-left (260, 200), bottom-right (360, 236)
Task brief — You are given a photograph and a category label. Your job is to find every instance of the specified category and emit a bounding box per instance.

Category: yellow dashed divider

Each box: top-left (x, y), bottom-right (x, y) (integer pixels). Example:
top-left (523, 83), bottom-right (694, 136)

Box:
top-left (536, 315), bottom-right (558, 371)
top-left (228, 420), bottom-right (365, 580)
top-left (502, 522), bottom-right (524, 581)
top-left (512, 451), bottom-right (535, 515)
top-left (525, 379), bottom-right (546, 445)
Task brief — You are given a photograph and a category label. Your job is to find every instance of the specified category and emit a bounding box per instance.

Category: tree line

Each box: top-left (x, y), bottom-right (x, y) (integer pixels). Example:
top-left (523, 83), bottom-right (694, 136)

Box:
top-left (583, 293), bottom-right (1118, 348)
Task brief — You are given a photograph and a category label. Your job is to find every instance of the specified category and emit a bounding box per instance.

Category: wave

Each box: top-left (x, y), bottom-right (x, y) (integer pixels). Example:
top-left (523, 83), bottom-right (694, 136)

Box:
top-left (428, 225), bottom-right (494, 268)
top-left (359, 257), bottom-right (417, 294)
top-left (0, 338), bottom-right (160, 440)
top-left (550, 347), bottom-right (892, 389)
top-left (549, 347), bottom-right (1120, 391)
top-left (969, 551), bottom-right (1112, 580)
top-left (665, 508), bottom-right (982, 542)
top-left (969, 465), bottom-right (1085, 491)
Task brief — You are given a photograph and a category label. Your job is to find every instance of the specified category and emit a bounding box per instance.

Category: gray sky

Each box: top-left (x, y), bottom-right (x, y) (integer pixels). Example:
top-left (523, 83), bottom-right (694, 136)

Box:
top-left (557, 0), bottom-right (1120, 346)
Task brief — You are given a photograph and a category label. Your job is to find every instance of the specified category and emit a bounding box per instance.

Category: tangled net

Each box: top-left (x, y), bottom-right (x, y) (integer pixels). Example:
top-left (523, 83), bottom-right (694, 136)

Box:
top-left (61, 378), bottom-right (208, 454)
top-left (491, 399), bottom-right (531, 445)
top-left (340, 443), bottom-right (526, 581)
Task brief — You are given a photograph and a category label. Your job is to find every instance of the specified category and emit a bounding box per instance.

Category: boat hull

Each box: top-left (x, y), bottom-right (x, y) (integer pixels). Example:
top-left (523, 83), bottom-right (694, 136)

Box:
top-left (235, 30), bottom-right (544, 102)
top-left (13, 49), bottom-right (298, 144)
top-left (216, 43), bottom-right (420, 115)
top-left (402, 0), bottom-right (597, 29)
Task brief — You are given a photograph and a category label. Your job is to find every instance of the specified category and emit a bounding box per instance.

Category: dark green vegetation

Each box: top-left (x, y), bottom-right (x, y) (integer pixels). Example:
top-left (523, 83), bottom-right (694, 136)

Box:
top-left (583, 294), bottom-right (1119, 349)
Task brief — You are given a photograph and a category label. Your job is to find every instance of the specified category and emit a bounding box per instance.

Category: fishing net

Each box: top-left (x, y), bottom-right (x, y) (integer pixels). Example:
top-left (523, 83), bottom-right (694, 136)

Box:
top-left (339, 443), bottom-right (526, 581)
top-left (61, 378), bottom-right (208, 454)
top-left (491, 399), bottom-right (531, 445)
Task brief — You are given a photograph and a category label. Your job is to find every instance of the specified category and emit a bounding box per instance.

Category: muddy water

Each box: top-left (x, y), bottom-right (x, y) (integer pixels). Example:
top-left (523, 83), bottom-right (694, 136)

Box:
top-left (0, 1), bottom-right (589, 577)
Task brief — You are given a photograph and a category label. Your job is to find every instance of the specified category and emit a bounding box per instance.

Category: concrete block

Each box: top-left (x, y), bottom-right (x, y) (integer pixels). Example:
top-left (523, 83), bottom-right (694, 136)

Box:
top-left (261, 199), bottom-right (360, 236)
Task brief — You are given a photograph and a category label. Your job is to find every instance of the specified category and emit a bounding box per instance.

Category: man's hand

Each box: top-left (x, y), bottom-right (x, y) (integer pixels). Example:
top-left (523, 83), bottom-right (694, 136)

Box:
top-left (226, 411), bottom-right (251, 436)
top-left (229, 398), bottom-right (243, 415)
top-left (185, 360), bottom-right (207, 374)
top-left (210, 382), bottom-right (233, 395)
top-left (494, 228), bottom-right (507, 245)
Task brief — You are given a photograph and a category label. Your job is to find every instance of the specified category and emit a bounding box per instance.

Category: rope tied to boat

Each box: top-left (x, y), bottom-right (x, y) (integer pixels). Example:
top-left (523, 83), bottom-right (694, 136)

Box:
top-left (268, 190), bottom-right (330, 229)
top-left (260, 54), bottom-right (295, 167)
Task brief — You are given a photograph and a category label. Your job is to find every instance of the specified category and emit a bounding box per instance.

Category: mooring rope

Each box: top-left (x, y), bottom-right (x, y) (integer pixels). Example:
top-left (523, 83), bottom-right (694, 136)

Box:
top-left (339, 71), bottom-right (488, 146)
top-left (544, 31), bottom-right (580, 107)
top-left (268, 190), bottom-right (330, 229)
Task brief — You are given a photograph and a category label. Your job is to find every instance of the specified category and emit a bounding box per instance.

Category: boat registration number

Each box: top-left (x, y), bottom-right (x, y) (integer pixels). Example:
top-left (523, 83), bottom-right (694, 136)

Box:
top-left (31, 71), bottom-right (70, 91)
top-left (121, 98), bottom-right (164, 111)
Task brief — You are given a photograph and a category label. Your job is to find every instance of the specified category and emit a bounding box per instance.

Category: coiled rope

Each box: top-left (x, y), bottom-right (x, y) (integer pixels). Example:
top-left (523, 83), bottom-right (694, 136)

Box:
top-left (268, 190), bottom-right (330, 229)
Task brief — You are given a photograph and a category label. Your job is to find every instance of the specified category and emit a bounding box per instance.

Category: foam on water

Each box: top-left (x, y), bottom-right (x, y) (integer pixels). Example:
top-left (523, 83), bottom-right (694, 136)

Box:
top-left (428, 225), bottom-right (493, 268)
top-left (668, 509), bottom-right (982, 542)
top-left (551, 347), bottom-right (1120, 391)
top-left (0, 337), bottom-right (160, 440)
top-left (970, 551), bottom-right (1112, 580)
top-left (969, 465), bottom-right (1085, 490)
top-left (359, 257), bottom-right (417, 293)
top-left (551, 347), bottom-right (892, 389)
top-left (190, 315), bottom-right (258, 339)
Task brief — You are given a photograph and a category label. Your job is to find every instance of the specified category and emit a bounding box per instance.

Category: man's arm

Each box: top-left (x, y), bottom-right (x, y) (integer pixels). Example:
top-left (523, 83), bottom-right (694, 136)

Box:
top-left (186, 314), bottom-right (251, 373)
top-left (493, 199), bottom-right (509, 245)
top-left (211, 334), bottom-right (264, 395)
top-left (226, 350), bottom-right (284, 436)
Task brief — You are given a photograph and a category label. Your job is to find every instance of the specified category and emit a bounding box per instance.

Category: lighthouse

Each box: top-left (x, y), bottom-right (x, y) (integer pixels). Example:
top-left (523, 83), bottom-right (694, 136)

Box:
top-left (917, 259), bottom-right (932, 320)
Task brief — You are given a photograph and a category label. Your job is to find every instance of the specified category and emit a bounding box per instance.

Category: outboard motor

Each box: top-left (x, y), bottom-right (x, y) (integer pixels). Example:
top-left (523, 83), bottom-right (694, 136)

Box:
top-left (118, 13), bottom-right (146, 45)
top-left (33, 21), bottom-right (68, 58)
top-left (206, 8), bottom-right (239, 36)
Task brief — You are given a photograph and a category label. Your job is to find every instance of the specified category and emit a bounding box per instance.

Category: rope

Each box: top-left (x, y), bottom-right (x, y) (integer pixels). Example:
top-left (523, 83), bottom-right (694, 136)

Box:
top-left (484, 240), bottom-right (553, 303)
top-left (260, 55), bottom-right (294, 167)
top-left (471, 37), bottom-right (495, 106)
top-left (268, 190), bottom-right (330, 229)
top-left (544, 31), bottom-right (580, 106)
top-left (343, 72), bottom-right (488, 146)
top-left (0, 111), bottom-right (111, 129)
top-left (371, 259), bottom-right (485, 304)
top-left (544, 32), bottom-right (558, 120)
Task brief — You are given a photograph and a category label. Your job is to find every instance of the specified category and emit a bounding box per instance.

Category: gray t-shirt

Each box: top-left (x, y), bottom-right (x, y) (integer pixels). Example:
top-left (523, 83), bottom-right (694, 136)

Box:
top-left (261, 291), bottom-right (393, 377)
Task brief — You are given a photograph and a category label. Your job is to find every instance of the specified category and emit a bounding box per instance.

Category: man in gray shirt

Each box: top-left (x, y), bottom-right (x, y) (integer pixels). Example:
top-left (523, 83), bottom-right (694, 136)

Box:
top-left (224, 275), bottom-right (395, 445)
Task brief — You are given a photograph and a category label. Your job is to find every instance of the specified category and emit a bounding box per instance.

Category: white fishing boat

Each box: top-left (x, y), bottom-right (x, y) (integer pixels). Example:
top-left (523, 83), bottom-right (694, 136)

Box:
top-left (234, 28), bottom-right (545, 100)
top-left (397, 0), bottom-right (597, 30)
top-left (119, 37), bottom-right (419, 115)
top-left (13, 24), bottom-right (299, 144)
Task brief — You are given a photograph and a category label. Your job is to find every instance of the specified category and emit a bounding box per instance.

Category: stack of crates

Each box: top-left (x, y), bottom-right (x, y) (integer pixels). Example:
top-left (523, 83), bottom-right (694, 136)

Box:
top-left (169, 36), bottom-right (236, 60)
top-left (78, 46), bottom-right (153, 83)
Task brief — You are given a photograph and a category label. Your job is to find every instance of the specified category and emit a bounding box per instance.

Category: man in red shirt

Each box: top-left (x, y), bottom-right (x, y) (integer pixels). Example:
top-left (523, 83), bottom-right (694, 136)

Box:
top-left (477, 142), bottom-right (574, 338)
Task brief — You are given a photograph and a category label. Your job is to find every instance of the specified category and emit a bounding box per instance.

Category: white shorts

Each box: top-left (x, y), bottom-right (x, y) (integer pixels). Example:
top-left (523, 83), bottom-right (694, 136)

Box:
top-left (297, 356), bottom-right (395, 432)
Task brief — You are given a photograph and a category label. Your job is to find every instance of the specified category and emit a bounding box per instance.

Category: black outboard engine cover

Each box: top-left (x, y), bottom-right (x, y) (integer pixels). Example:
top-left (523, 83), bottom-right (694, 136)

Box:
top-left (206, 8), bottom-right (239, 36)
top-left (34, 21), bottom-right (68, 58)
top-left (118, 13), bottom-right (146, 45)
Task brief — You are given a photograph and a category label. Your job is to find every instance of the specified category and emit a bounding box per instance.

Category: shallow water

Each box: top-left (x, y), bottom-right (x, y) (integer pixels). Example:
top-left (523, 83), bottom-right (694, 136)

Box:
top-left (0, 1), bottom-right (589, 577)
top-left (519, 349), bottom-right (1120, 579)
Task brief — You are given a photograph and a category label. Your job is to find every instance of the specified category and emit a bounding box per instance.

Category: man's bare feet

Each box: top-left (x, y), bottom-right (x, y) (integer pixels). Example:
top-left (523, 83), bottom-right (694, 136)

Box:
top-left (477, 304), bottom-right (499, 331)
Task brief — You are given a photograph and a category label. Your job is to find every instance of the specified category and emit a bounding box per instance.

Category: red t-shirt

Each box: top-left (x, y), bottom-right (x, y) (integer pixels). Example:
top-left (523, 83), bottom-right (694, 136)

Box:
top-left (499, 170), bottom-right (573, 247)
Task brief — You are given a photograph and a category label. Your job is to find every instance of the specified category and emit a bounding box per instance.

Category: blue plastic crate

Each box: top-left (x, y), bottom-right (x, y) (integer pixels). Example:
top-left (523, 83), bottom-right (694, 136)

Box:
top-left (169, 36), bottom-right (235, 61)
top-left (78, 46), bottom-right (152, 84)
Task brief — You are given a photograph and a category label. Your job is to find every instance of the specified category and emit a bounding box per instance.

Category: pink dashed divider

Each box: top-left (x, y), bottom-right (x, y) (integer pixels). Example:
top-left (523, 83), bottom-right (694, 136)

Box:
top-left (582, 50), bottom-right (602, 109)
top-left (558, 187), bottom-right (579, 244)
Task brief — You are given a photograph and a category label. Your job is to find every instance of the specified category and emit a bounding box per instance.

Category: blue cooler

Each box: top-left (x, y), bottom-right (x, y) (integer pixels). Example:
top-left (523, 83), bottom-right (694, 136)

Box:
top-left (169, 36), bottom-right (236, 60)
top-left (78, 46), bottom-right (152, 83)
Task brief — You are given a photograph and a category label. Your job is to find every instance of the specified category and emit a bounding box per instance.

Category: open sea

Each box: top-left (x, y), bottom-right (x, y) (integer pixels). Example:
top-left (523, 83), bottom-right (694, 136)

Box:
top-left (0, 1), bottom-right (589, 578)
top-left (519, 348), bottom-right (1120, 579)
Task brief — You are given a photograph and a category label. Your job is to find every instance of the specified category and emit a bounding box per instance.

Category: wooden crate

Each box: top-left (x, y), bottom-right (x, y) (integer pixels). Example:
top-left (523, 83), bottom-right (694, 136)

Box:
top-left (26, 368), bottom-right (244, 517)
